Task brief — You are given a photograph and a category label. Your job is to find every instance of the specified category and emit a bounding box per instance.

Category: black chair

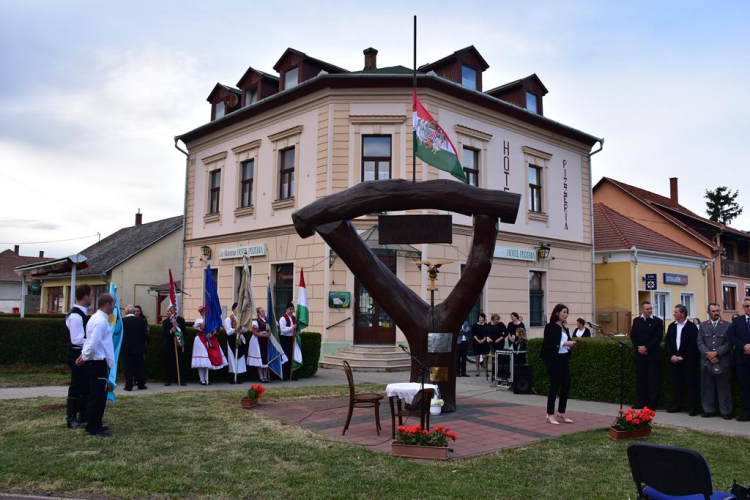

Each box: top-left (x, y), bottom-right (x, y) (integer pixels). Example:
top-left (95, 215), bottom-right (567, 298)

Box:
top-left (626, 443), bottom-right (736, 500)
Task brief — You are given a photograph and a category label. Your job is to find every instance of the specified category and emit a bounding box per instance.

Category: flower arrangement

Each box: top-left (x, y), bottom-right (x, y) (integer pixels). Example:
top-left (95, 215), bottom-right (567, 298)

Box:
top-left (430, 398), bottom-right (444, 407)
top-left (612, 407), bottom-right (655, 431)
top-left (247, 384), bottom-right (266, 400)
top-left (394, 425), bottom-right (457, 448)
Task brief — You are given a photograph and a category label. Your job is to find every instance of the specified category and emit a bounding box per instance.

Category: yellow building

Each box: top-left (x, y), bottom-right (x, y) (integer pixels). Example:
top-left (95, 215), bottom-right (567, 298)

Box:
top-left (594, 204), bottom-right (711, 333)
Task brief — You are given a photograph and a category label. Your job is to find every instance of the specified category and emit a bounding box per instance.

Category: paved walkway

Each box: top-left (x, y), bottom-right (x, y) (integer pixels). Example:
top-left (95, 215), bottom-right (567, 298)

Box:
top-left (2, 368), bottom-right (749, 438)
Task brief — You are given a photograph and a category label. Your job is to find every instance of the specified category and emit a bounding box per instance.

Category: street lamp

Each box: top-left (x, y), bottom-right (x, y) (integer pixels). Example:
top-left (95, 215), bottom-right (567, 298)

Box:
top-left (537, 243), bottom-right (551, 261)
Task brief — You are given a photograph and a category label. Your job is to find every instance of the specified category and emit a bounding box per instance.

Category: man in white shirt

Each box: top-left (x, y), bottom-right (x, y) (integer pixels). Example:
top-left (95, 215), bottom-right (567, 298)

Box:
top-left (665, 304), bottom-right (700, 416)
top-left (279, 302), bottom-right (297, 381)
top-left (79, 293), bottom-right (116, 437)
top-left (64, 284), bottom-right (92, 429)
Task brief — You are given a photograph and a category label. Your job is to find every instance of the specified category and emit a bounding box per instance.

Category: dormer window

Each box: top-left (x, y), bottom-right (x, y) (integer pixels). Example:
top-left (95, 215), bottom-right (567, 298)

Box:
top-left (462, 65), bottom-right (477, 90)
top-left (526, 92), bottom-right (538, 114)
top-left (215, 101), bottom-right (226, 119)
top-left (284, 67), bottom-right (299, 90)
top-left (244, 87), bottom-right (258, 107)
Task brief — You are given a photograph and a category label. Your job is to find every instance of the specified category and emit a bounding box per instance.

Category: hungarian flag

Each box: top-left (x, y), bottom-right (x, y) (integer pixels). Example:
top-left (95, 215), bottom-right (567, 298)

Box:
top-left (413, 90), bottom-right (466, 182)
top-left (293, 270), bottom-right (307, 371)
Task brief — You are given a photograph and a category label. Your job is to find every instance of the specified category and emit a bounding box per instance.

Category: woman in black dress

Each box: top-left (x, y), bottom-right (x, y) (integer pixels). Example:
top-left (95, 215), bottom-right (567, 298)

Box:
top-left (485, 313), bottom-right (508, 379)
top-left (507, 312), bottom-right (525, 338)
top-left (540, 303), bottom-right (577, 425)
top-left (472, 313), bottom-right (489, 377)
top-left (512, 328), bottom-right (528, 365)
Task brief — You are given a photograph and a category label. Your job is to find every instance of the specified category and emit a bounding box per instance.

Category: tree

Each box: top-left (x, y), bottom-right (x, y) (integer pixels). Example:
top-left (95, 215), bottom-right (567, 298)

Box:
top-left (705, 186), bottom-right (743, 225)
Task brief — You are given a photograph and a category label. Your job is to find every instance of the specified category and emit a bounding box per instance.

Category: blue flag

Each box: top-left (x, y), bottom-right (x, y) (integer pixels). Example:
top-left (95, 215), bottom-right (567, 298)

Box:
top-left (266, 282), bottom-right (287, 378)
top-left (203, 264), bottom-right (223, 334)
top-left (106, 282), bottom-right (124, 403)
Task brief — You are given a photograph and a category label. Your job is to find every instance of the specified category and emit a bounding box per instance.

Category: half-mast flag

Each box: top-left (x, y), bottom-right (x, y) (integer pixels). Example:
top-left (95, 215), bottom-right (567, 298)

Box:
top-left (293, 269), bottom-right (307, 371)
top-left (413, 90), bottom-right (466, 182)
top-left (106, 282), bottom-right (124, 403)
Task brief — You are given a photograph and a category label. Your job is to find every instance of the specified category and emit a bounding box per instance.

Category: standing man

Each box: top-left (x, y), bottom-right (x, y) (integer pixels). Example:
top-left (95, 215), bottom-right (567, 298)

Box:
top-left (162, 305), bottom-right (187, 386)
top-left (728, 297), bottom-right (750, 422)
top-left (80, 294), bottom-right (115, 437)
top-left (279, 302), bottom-right (297, 381)
top-left (665, 304), bottom-right (700, 416)
top-left (456, 321), bottom-right (471, 377)
top-left (122, 305), bottom-right (148, 391)
top-left (630, 301), bottom-right (664, 410)
top-left (65, 284), bottom-right (92, 429)
top-left (698, 303), bottom-right (732, 419)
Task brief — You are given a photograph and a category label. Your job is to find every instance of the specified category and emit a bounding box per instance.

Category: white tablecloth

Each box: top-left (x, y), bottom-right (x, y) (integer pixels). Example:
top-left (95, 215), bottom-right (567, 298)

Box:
top-left (385, 382), bottom-right (440, 404)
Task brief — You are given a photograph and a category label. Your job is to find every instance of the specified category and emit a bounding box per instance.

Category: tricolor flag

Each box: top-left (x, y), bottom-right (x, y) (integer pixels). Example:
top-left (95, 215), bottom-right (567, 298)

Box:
top-left (266, 282), bottom-right (288, 378)
top-left (413, 90), bottom-right (466, 182)
top-left (293, 269), bottom-right (307, 371)
top-left (106, 282), bottom-right (123, 403)
top-left (168, 269), bottom-right (184, 351)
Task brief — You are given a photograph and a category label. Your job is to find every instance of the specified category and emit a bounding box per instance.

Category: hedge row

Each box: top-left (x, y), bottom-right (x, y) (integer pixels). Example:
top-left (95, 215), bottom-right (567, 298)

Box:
top-left (0, 318), bottom-right (321, 383)
top-left (526, 338), bottom-right (744, 415)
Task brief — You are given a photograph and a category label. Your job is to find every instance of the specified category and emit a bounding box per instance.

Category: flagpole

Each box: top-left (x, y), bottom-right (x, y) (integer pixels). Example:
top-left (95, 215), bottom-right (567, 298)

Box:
top-left (173, 336), bottom-right (181, 387)
top-left (412, 14), bottom-right (417, 184)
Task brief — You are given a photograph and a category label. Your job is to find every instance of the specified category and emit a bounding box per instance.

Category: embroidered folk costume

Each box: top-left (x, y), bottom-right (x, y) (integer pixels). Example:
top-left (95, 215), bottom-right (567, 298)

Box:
top-left (192, 306), bottom-right (228, 384)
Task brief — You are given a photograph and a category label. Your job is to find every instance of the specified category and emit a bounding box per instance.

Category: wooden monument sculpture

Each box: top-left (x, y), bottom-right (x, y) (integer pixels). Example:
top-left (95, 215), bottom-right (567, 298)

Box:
top-left (292, 179), bottom-right (520, 412)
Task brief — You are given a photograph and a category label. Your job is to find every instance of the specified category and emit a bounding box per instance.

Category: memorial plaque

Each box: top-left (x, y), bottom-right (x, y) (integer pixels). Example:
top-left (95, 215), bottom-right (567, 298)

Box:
top-left (427, 332), bottom-right (453, 353)
top-left (378, 215), bottom-right (452, 244)
top-left (430, 366), bottom-right (449, 382)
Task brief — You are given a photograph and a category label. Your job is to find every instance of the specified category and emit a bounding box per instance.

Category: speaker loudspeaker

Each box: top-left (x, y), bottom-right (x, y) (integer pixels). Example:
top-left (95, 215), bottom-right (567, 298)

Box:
top-left (513, 364), bottom-right (533, 394)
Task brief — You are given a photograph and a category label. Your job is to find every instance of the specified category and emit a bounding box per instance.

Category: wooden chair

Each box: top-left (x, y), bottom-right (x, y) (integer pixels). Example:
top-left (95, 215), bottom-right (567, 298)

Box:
top-left (342, 361), bottom-right (384, 435)
top-left (389, 387), bottom-right (435, 438)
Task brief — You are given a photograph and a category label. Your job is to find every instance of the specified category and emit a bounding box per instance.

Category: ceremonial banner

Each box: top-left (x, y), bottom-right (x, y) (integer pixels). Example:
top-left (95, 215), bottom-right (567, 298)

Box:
top-left (203, 265), bottom-right (222, 334)
top-left (106, 282), bottom-right (124, 403)
top-left (413, 89), bottom-right (466, 182)
top-left (266, 283), bottom-right (287, 377)
top-left (168, 269), bottom-right (184, 351)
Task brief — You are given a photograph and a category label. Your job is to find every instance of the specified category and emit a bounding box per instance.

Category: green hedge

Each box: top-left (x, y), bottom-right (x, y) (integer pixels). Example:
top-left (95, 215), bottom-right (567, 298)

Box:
top-left (0, 318), bottom-right (322, 383)
top-left (527, 337), bottom-right (744, 415)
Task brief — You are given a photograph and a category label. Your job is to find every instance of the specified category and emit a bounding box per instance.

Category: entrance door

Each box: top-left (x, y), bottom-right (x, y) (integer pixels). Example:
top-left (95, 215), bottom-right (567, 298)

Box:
top-left (354, 251), bottom-right (396, 345)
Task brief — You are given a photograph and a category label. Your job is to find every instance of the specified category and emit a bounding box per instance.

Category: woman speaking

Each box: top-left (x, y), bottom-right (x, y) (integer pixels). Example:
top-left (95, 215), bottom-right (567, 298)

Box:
top-left (540, 303), bottom-right (577, 425)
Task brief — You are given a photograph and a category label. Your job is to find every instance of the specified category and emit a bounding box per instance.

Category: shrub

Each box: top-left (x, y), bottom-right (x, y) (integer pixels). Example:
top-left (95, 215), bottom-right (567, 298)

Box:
top-left (296, 331), bottom-right (322, 378)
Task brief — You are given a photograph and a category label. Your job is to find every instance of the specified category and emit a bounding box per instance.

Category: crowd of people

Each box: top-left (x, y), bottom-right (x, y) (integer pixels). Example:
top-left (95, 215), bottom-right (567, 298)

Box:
top-left (460, 311), bottom-right (529, 378)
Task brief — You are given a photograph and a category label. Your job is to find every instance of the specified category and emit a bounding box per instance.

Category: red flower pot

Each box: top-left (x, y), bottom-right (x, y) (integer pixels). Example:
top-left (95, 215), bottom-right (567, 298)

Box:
top-left (241, 397), bottom-right (259, 409)
top-left (608, 426), bottom-right (651, 440)
top-left (391, 442), bottom-right (449, 460)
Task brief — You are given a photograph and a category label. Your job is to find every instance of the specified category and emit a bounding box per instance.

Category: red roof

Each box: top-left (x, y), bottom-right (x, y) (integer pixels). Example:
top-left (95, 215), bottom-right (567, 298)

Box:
top-left (594, 204), bottom-right (705, 259)
top-left (0, 249), bottom-right (55, 282)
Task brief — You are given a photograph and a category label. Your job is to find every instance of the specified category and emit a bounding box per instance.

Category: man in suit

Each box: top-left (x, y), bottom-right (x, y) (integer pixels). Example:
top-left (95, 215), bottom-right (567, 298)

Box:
top-left (728, 297), bottom-right (750, 422)
top-left (630, 301), bottom-right (664, 410)
top-left (122, 304), bottom-right (148, 391)
top-left (698, 303), bottom-right (732, 419)
top-left (665, 304), bottom-right (700, 416)
top-left (162, 305), bottom-right (187, 386)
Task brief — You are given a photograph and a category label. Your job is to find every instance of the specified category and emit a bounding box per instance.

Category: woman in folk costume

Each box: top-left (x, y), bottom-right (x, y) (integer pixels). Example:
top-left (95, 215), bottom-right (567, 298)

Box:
top-left (248, 306), bottom-right (272, 383)
top-left (192, 306), bottom-right (228, 385)
top-left (224, 302), bottom-right (247, 384)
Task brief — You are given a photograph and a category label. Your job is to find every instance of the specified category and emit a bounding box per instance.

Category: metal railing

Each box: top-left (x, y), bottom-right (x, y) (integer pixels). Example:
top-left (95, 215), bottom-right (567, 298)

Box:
top-left (722, 259), bottom-right (750, 279)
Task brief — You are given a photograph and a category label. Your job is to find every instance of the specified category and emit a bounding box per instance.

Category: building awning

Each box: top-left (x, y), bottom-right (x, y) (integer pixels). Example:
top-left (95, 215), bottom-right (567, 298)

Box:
top-left (330, 225), bottom-right (421, 267)
top-left (14, 254), bottom-right (88, 278)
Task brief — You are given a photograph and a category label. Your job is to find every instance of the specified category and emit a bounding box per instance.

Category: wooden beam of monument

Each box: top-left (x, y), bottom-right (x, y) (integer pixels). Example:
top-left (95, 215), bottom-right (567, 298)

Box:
top-left (292, 179), bottom-right (521, 238)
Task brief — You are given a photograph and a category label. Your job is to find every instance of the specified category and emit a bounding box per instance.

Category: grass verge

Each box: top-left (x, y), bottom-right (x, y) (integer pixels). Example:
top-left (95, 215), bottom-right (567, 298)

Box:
top-left (0, 364), bottom-right (69, 388)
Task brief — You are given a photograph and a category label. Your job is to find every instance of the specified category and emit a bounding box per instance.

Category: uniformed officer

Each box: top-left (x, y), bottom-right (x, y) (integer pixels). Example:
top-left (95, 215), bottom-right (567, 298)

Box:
top-left (698, 303), bottom-right (732, 419)
top-left (630, 301), bottom-right (664, 409)
top-left (64, 284), bottom-right (92, 429)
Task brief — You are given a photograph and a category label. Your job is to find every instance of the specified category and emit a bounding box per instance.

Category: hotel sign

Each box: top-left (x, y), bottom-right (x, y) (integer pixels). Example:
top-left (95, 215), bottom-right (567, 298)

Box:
top-left (218, 244), bottom-right (267, 260)
top-left (494, 246), bottom-right (536, 262)
top-left (663, 273), bottom-right (688, 286)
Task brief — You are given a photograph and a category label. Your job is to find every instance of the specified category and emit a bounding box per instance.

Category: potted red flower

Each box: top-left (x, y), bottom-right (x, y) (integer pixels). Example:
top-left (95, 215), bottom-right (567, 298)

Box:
top-left (609, 407), bottom-right (655, 440)
top-left (391, 425), bottom-right (456, 460)
top-left (241, 384), bottom-right (265, 409)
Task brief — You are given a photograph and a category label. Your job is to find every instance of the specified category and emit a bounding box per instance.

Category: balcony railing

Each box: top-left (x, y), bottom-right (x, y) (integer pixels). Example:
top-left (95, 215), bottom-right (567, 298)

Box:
top-left (722, 259), bottom-right (750, 279)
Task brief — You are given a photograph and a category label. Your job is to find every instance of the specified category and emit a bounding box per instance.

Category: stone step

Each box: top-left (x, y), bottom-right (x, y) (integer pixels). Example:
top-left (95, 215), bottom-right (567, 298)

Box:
top-left (345, 345), bottom-right (403, 352)
top-left (319, 359), bottom-right (411, 372)
top-left (323, 353), bottom-right (410, 366)
top-left (335, 349), bottom-right (409, 360)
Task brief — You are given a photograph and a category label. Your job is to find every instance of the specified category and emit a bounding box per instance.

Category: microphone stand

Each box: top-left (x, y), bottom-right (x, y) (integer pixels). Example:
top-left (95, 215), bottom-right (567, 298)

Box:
top-left (588, 323), bottom-right (633, 411)
top-left (400, 345), bottom-right (431, 430)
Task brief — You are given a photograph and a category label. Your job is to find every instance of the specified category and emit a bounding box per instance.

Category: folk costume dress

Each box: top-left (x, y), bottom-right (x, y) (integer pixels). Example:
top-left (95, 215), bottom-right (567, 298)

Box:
top-left (191, 317), bottom-right (228, 374)
top-left (224, 315), bottom-right (247, 376)
top-left (248, 316), bottom-right (271, 369)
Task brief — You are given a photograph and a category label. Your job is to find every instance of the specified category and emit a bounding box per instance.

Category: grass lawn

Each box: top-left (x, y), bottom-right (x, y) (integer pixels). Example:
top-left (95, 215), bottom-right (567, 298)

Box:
top-left (1, 385), bottom-right (749, 499)
top-left (0, 364), bottom-right (70, 388)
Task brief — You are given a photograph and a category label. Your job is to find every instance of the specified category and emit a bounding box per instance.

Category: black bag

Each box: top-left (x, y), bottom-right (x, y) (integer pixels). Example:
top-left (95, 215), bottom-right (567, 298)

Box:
top-left (732, 480), bottom-right (750, 500)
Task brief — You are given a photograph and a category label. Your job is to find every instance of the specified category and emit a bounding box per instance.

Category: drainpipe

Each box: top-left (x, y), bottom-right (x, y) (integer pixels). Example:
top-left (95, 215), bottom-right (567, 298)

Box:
top-left (588, 139), bottom-right (604, 322)
top-left (704, 258), bottom-right (714, 313)
top-left (175, 138), bottom-right (189, 312)
top-left (632, 246), bottom-right (639, 316)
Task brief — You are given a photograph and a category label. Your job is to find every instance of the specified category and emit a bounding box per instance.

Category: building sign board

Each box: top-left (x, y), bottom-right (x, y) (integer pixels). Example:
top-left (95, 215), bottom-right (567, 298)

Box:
top-left (663, 273), bottom-right (688, 286)
top-left (218, 244), bottom-right (267, 260)
top-left (328, 292), bottom-right (350, 308)
top-left (378, 215), bottom-right (452, 244)
top-left (645, 274), bottom-right (657, 290)
top-left (493, 246), bottom-right (536, 262)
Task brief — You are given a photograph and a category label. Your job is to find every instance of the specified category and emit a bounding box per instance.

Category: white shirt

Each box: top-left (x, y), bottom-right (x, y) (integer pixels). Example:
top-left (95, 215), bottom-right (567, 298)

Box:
top-left (82, 310), bottom-right (114, 368)
top-left (675, 320), bottom-right (687, 351)
top-left (224, 316), bottom-right (236, 336)
top-left (279, 315), bottom-right (295, 337)
top-left (65, 304), bottom-right (88, 347)
top-left (574, 328), bottom-right (586, 338)
top-left (194, 317), bottom-right (204, 332)
top-left (558, 329), bottom-right (570, 354)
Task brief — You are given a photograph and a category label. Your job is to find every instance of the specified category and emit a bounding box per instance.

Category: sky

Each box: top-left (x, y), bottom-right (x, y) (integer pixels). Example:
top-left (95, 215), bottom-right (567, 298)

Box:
top-left (1, 0), bottom-right (748, 258)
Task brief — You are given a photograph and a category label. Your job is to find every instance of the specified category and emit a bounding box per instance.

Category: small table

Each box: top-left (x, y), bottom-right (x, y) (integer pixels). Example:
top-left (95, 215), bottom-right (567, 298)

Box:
top-left (386, 382), bottom-right (440, 437)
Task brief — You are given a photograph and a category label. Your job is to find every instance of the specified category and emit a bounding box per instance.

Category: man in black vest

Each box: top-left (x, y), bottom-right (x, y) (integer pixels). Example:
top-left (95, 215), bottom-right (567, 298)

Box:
top-left (122, 304), bottom-right (148, 391)
top-left (64, 284), bottom-right (92, 429)
top-left (665, 304), bottom-right (700, 416)
top-left (630, 301), bottom-right (664, 410)
top-left (162, 305), bottom-right (187, 386)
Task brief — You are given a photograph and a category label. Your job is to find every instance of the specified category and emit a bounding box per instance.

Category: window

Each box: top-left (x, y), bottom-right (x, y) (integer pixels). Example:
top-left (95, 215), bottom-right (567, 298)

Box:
top-left (284, 67), bottom-right (299, 90)
top-left (526, 92), bottom-right (538, 114)
top-left (274, 264), bottom-right (294, 320)
top-left (528, 165), bottom-right (543, 212)
top-left (461, 65), bottom-right (477, 90)
top-left (46, 286), bottom-right (64, 313)
top-left (680, 293), bottom-right (694, 319)
top-left (278, 147), bottom-right (295, 200)
top-left (239, 160), bottom-right (253, 208)
top-left (362, 135), bottom-right (391, 181)
top-left (215, 101), bottom-right (225, 119)
top-left (244, 87), bottom-right (257, 107)
top-left (529, 271), bottom-right (545, 327)
top-left (653, 292), bottom-right (670, 320)
top-left (208, 170), bottom-right (221, 214)
top-left (724, 284), bottom-right (737, 311)
top-left (462, 147), bottom-right (479, 187)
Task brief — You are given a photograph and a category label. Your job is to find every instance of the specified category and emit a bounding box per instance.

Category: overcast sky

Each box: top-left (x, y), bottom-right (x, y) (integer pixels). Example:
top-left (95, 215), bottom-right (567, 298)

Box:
top-left (1, 0), bottom-right (748, 258)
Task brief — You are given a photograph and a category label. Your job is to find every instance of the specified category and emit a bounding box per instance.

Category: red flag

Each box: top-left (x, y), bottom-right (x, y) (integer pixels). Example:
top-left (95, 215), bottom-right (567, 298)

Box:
top-left (168, 269), bottom-right (178, 314)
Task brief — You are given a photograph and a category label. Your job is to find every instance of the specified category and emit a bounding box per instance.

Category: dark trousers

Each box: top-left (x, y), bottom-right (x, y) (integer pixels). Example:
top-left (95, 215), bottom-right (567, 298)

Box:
top-left (545, 355), bottom-right (571, 415)
top-left (124, 353), bottom-right (146, 389)
top-left (669, 359), bottom-right (699, 411)
top-left (85, 360), bottom-right (109, 434)
top-left (66, 346), bottom-right (88, 422)
top-left (280, 335), bottom-right (295, 380)
top-left (163, 346), bottom-right (186, 384)
top-left (701, 365), bottom-right (732, 416)
top-left (456, 342), bottom-right (468, 375)
top-left (635, 359), bottom-right (660, 409)
top-left (738, 360), bottom-right (750, 414)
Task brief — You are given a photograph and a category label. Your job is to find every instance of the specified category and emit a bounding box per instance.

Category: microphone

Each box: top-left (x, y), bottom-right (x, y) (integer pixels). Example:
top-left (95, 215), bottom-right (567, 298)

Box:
top-left (586, 321), bottom-right (601, 330)
top-left (398, 343), bottom-right (410, 353)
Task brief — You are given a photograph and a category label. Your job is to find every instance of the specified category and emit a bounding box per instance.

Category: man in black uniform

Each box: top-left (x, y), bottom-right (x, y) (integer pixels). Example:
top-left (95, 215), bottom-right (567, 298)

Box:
top-left (122, 304), bottom-right (148, 391)
top-left (630, 301), bottom-right (664, 409)
top-left (162, 305), bottom-right (187, 386)
top-left (64, 284), bottom-right (92, 429)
